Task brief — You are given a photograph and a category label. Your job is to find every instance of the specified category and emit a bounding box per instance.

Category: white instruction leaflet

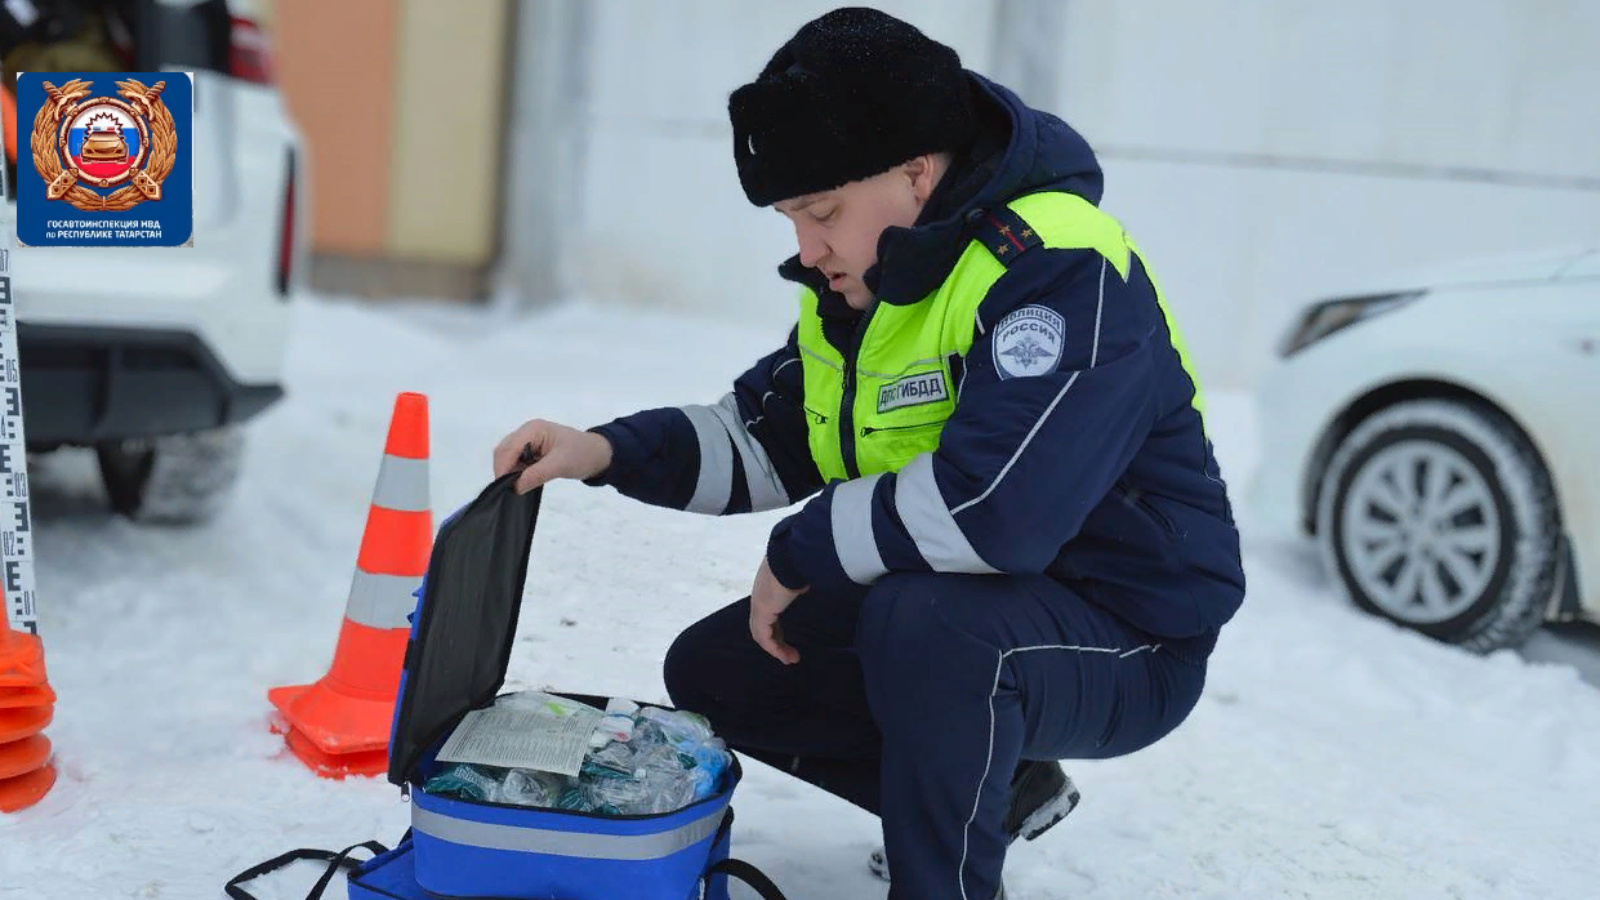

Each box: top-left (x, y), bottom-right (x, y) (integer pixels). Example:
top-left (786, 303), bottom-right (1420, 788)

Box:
top-left (435, 705), bottom-right (604, 776)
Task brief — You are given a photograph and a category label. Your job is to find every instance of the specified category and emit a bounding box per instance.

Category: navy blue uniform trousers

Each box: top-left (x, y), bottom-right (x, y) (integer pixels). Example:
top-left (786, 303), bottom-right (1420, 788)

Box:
top-left (664, 572), bottom-right (1209, 900)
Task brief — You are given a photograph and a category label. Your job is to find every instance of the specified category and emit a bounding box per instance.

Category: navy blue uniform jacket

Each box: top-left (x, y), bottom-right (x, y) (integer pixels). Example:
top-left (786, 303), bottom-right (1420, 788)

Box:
top-left (589, 75), bottom-right (1245, 657)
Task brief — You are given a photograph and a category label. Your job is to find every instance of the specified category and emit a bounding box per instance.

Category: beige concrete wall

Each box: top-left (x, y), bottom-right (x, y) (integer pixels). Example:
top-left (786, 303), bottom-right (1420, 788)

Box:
top-left (274, 0), bottom-right (400, 257)
top-left (384, 0), bottom-right (512, 266)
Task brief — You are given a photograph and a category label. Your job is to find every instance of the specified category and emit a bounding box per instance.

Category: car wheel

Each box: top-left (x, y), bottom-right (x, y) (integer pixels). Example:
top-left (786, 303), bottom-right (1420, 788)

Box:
top-left (1315, 398), bottom-right (1560, 652)
top-left (96, 426), bottom-right (246, 525)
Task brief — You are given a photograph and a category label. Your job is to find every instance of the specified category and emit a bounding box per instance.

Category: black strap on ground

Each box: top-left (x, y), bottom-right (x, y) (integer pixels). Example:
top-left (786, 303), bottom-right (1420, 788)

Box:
top-left (225, 841), bottom-right (388, 900)
top-left (704, 857), bottom-right (790, 900)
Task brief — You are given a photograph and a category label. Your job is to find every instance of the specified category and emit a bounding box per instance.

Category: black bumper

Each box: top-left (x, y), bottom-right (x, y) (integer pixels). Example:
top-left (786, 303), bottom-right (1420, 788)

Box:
top-left (19, 323), bottom-right (284, 448)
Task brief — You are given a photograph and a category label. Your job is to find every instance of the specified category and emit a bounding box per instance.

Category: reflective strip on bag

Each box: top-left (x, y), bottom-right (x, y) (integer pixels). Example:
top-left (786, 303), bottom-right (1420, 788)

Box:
top-left (372, 455), bottom-right (431, 512)
top-left (412, 805), bottom-right (728, 861)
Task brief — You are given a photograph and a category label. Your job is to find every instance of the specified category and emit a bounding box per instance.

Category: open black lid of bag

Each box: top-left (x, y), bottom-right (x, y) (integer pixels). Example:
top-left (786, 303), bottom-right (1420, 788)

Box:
top-left (387, 473), bottom-right (542, 786)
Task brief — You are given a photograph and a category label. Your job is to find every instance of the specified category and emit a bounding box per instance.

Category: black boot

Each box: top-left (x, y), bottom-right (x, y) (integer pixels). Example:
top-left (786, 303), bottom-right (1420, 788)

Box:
top-left (1004, 760), bottom-right (1081, 842)
top-left (867, 761), bottom-right (1081, 882)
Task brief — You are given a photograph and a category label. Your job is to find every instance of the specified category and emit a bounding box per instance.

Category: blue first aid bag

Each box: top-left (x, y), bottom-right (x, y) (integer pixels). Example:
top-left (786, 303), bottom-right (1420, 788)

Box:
top-left (228, 476), bottom-right (786, 900)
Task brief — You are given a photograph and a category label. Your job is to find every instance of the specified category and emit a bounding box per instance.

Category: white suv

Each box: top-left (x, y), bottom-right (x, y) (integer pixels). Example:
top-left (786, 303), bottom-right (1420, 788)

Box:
top-left (8, 0), bottom-right (304, 522)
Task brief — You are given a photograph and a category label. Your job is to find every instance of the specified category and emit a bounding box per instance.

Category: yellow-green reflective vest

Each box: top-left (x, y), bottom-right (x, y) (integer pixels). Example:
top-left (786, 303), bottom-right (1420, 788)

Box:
top-left (797, 191), bottom-right (1203, 483)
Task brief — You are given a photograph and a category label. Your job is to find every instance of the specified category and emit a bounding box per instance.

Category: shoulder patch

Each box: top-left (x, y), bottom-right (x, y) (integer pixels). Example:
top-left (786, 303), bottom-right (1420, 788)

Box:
top-left (992, 305), bottom-right (1065, 380)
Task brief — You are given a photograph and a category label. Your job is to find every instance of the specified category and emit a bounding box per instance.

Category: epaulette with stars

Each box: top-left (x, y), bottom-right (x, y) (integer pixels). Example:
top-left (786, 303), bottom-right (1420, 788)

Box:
top-left (969, 205), bottom-right (1043, 267)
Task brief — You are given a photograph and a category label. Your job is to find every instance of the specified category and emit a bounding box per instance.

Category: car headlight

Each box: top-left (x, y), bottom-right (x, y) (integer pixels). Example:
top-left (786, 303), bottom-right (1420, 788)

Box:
top-left (1279, 290), bottom-right (1425, 358)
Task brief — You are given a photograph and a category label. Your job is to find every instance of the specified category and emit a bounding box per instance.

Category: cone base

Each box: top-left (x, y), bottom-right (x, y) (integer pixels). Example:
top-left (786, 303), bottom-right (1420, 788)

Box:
top-left (0, 734), bottom-right (51, 781)
top-left (0, 706), bottom-right (51, 744)
top-left (0, 764), bottom-right (56, 813)
top-left (267, 680), bottom-right (394, 756)
top-left (282, 726), bottom-right (388, 779)
top-left (266, 683), bottom-right (307, 728)
top-left (0, 684), bottom-right (55, 709)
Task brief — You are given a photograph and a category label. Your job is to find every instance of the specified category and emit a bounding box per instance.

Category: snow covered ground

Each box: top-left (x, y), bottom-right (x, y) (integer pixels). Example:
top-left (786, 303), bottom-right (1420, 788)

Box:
top-left (5, 297), bottom-right (1599, 899)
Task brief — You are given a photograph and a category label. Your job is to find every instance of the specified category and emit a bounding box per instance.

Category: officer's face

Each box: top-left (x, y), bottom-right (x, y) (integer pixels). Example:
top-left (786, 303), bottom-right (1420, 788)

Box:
top-left (775, 155), bottom-right (945, 310)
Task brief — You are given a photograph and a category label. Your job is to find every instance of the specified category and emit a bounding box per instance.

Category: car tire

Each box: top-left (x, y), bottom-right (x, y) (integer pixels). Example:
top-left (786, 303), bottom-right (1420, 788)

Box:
top-left (96, 426), bottom-right (246, 525)
top-left (1315, 398), bottom-right (1560, 652)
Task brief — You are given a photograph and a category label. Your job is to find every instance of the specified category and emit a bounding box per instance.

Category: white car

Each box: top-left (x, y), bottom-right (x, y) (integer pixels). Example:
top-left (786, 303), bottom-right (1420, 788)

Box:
top-left (10, 0), bottom-right (304, 522)
top-left (1250, 248), bottom-right (1600, 651)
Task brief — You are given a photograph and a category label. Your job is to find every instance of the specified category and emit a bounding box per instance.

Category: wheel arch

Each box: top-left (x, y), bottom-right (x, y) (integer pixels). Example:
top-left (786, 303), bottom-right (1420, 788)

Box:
top-left (1301, 379), bottom-right (1561, 539)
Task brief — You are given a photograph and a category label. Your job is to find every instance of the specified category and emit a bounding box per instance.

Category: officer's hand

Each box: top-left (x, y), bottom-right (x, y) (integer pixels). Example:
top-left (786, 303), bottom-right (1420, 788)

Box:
top-left (493, 419), bottom-right (613, 494)
top-left (750, 556), bottom-right (805, 665)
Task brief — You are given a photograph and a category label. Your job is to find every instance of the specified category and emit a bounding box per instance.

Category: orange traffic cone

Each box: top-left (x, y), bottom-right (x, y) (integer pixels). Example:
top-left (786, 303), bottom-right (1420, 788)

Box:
top-left (0, 613), bottom-right (56, 813)
top-left (269, 393), bottom-right (432, 778)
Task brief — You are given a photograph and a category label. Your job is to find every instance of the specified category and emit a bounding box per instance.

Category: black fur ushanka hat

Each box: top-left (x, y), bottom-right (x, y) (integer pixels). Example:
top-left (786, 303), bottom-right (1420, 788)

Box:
top-left (729, 7), bottom-right (977, 206)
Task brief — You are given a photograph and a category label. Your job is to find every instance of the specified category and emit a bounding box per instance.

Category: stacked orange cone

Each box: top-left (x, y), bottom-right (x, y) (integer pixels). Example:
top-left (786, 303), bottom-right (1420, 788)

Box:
top-left (0, 608), bottom-right (56, 813)
top-left (269, 392), bottom-right (432, 778)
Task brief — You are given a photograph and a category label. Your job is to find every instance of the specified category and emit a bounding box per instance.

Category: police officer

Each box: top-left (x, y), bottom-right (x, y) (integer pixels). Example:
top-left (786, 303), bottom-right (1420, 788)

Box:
top-left (494, 8), bottom-right (1246, 898)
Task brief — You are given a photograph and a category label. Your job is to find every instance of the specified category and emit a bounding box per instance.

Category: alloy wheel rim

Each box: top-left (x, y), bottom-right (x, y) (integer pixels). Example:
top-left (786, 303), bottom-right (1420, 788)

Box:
top-left (1340, 440), bottom-right (1502, 624)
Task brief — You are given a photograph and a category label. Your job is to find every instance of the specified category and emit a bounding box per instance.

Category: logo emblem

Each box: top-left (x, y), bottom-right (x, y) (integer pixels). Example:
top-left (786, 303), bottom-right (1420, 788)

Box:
top-left (32, 77), bottom-right (174, 211)
top-left (992, 305), bottom-right (1065, 380)
top-left (17, 72), bottom-right (193, 246)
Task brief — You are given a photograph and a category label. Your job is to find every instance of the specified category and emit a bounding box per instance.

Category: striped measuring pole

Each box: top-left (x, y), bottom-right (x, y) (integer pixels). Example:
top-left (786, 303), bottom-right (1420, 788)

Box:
top-left (0, 207), bottom-right (58, 814)
top-left (0, 247), bottom-right (36, 637)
